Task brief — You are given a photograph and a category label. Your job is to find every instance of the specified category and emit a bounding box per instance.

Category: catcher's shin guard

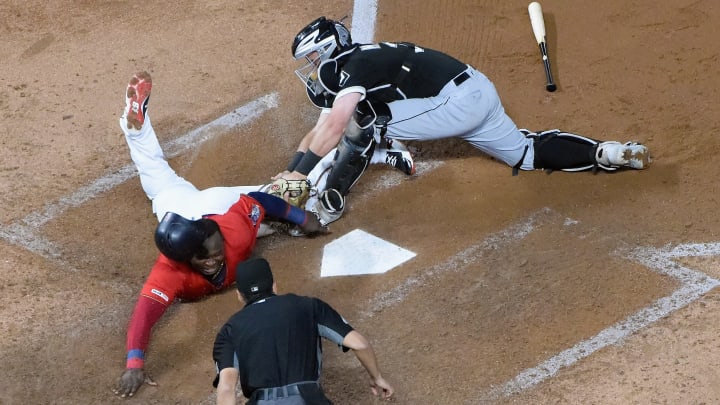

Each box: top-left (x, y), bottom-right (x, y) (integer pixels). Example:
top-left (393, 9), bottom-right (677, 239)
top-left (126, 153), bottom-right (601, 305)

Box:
top-left (324, 111), bottom-right (376, 196)
top-left (312, 112), bottom-right (376, 226)
top-left (527, 129), bottom-right (649, 172)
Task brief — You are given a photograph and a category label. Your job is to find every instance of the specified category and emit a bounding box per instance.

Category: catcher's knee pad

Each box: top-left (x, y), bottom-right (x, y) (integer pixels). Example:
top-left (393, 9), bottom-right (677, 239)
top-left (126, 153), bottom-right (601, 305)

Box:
top-left (356, 99), bottom-right (392, 141)
top-left (324, 112), bottom-right (376, 196)
top-left (313, 188), bottom-right (345, 226)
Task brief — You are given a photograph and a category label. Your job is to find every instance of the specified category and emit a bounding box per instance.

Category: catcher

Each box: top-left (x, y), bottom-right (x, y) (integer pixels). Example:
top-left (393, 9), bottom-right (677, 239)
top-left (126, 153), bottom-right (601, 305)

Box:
top-left (275, 17), bottom-right (651, 227)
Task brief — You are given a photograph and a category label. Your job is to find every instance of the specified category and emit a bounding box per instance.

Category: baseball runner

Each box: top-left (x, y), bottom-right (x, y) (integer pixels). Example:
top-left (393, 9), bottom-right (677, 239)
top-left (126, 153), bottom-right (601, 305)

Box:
top-left (113, 72), bottom-right (329, 398)
top-left (275, 17), bottom-right (651, 225)
top-left (213, 257), bottom-right (394, 404)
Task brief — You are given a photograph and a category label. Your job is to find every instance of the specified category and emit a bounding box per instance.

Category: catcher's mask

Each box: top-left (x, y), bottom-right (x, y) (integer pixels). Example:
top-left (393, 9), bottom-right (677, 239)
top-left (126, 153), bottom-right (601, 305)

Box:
top-left (154, 212), bottom-right (212, 262)
top-left (292, 16), bottom-right (352, 96)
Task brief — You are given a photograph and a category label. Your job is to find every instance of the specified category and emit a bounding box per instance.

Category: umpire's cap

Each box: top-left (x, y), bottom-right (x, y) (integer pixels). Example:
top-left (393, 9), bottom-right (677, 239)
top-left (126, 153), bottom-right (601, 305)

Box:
top-left (236, 257), bottom-right (274, 302)
top-left (154, 212), bottom-right (208, 262)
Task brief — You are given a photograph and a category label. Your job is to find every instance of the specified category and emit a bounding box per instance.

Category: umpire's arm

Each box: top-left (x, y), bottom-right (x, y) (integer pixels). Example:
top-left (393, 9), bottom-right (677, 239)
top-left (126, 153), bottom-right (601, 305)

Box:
top-left (316, 297), bottom-right (395, 399)
top-left (213, 324), bottom-right (240, 405)
top-left (343, 331), bottom-right (381, 378)
top-left (343, 331), bottom-right (395, 399)
top-left (216, 368), bottom-right (239, 405)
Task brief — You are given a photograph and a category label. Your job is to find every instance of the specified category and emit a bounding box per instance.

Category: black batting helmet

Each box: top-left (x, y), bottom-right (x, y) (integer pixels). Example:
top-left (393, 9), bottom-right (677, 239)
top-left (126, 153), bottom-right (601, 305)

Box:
top-left (154, 212), bottom-right (209, 262)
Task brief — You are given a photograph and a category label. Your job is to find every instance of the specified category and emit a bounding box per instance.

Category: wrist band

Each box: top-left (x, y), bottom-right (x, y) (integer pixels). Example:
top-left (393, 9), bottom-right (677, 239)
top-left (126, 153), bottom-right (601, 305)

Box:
top-left (294, 150), bottom-right (322, 176)
top-left (126, 349), bottom-right (145, 369)
top-left (286, 151), bottom-right (305, 172)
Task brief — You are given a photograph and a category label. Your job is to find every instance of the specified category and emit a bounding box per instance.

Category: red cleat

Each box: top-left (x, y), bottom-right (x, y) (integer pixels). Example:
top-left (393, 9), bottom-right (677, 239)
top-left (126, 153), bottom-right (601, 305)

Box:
top-left (124, 71), bottom-right (152, 131)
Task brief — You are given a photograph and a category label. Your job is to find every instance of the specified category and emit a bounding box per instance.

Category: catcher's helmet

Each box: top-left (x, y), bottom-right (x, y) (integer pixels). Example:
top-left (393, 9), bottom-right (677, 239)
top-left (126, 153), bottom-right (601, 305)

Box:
top-left (292, 17), bottom-right (352, 96)
top-left (292, 16), bottom-right (352, 60)
top-left (154, 212), bottom-right (209, 262)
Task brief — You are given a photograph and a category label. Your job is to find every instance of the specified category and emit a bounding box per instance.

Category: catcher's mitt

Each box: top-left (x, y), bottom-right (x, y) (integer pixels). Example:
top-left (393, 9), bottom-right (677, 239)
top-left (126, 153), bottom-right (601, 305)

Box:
top-left (263, 178), bottom-right (312, 209)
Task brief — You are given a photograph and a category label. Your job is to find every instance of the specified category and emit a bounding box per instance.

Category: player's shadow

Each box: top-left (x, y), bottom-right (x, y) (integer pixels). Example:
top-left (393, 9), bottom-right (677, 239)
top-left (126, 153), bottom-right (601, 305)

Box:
top-left (402, 138), bottom-right (493, 163)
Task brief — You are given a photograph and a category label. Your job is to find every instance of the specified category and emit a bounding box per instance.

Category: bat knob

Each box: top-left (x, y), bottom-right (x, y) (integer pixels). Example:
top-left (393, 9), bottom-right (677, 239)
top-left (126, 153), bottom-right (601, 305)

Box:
top-left (546, 83), bottom-right (557, 92)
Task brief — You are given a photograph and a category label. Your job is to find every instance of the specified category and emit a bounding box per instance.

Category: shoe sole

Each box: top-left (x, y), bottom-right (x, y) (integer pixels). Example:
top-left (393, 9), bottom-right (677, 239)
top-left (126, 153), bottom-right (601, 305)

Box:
top-left (623, 146), bottom-right (650, 169)
top-left (125, 71), bottom-right (152, 131)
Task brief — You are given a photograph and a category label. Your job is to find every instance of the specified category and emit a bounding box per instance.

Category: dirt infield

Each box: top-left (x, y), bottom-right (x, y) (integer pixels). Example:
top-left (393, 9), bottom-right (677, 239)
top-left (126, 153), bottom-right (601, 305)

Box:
top-left (2, 0), bottom-right (720, 404)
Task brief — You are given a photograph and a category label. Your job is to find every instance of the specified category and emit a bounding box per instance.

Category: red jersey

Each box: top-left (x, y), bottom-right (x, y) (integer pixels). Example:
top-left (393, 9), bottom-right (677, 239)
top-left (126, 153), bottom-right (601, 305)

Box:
top-left (125, 195), bottom-right (265, 368)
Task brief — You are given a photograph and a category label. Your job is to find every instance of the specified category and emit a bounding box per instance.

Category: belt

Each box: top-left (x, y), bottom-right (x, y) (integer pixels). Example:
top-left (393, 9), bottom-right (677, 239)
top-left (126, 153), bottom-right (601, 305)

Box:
top-left (255, 382), bottom-right (317, 400)
top-left (452, 71), bottom-right (470, 86)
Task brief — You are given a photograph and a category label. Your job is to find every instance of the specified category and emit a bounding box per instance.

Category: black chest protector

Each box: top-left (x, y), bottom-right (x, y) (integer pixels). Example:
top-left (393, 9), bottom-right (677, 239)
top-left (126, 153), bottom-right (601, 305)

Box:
top-left (308, 42), bottom-right (466, 107)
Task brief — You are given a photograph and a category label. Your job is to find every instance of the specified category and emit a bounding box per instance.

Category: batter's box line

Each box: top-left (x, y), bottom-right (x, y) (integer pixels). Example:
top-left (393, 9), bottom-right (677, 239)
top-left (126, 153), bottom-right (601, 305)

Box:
top-left (361, 207), bottom-right (560, 318)
top-left (477, 242), bottom-right (720, 402)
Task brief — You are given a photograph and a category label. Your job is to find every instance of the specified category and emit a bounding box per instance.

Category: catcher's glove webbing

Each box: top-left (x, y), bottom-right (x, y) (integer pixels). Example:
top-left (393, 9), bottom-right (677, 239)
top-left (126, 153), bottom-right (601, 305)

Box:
top-left (264, 178), bottom-right (312, 209)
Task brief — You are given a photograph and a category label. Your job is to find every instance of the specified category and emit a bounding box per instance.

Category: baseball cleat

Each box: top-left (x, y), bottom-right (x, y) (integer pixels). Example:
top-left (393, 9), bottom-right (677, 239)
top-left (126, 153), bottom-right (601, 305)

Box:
top-left (123, 71), bottom-right (152, 131)
top-left (596, 141), bottom-right (650, 170)
top-left (385, 150), bottom-right (416, 175)
top-left (384, 139), bottom-right (416, 175)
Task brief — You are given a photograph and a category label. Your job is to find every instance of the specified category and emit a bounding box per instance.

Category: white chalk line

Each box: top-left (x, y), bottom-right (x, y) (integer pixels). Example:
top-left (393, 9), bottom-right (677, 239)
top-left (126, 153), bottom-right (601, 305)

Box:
top-left (475, 243), bottom-right (720, 402)
top-left (361, 207), bottom-right (555, 318)
top-left (0, 93), bottom-right (278, 262)
top-left (24, 93), bottom-right (278, 229)
top-left (655, 242), bottom-right (720, 258)
top-left (351, 0), bottom-right (377, 43)
top-left (351, 201), bottom-right (720, 402)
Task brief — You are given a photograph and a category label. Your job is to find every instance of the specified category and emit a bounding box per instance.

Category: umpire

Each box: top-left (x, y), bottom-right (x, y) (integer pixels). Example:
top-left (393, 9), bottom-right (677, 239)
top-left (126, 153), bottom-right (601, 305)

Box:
top-left (212, 257), bottom-right (394, 404)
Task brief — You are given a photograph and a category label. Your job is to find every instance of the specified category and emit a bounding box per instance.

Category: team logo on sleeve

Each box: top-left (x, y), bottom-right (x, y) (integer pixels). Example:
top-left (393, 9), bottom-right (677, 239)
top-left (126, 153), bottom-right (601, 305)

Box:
top-left (150, 288), bottom-right (169, 303)
top-left (249, 204), bottom-right (261, 226)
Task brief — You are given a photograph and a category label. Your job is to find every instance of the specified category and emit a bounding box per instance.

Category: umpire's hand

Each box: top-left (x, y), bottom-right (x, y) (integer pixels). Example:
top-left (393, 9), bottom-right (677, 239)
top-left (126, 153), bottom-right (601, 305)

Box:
top-left (371, 375), bottom-right (395, 400)
top-left (113, 368), bottom-right (157, 398)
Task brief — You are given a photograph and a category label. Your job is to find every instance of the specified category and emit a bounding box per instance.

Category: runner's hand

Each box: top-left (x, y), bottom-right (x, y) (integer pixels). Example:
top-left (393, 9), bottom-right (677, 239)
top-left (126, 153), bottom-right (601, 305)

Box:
top-left (113, 368), bottom-right (157, 398)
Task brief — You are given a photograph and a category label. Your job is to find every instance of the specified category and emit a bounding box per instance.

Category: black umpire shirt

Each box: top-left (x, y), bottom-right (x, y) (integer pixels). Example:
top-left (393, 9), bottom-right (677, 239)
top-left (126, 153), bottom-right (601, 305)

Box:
top-left (212, 293), bottom-right (354, 399)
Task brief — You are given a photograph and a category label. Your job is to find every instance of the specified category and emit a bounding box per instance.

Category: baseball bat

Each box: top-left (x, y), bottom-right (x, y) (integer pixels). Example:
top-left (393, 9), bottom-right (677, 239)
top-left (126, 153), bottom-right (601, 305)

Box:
top-left (528, 2), bottom-right (557, 92)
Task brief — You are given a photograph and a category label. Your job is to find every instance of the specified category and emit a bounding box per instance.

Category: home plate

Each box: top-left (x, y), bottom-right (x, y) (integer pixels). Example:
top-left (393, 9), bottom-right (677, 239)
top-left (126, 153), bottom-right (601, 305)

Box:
top-left (321, 229), bottom-right (416, 277)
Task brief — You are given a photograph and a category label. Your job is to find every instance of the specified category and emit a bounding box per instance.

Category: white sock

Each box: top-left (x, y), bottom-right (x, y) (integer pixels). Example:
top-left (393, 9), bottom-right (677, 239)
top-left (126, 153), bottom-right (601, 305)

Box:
top-left (371, 147), bottom-right (388, 165)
